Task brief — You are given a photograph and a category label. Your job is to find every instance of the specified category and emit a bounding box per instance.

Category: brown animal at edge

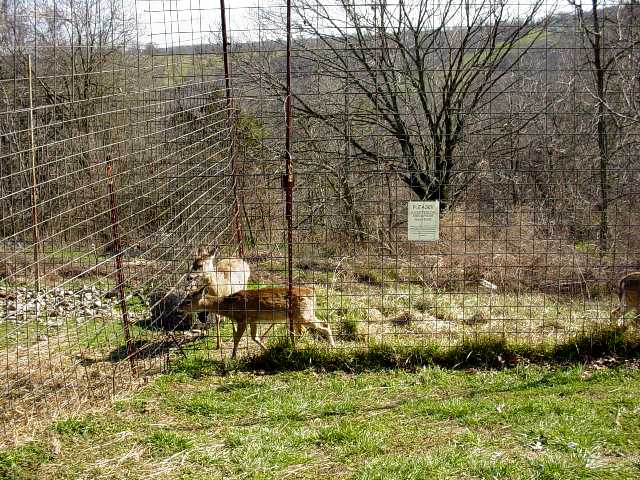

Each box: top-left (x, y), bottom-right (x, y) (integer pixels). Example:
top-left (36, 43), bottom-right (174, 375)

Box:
top-left (611, 272), bottom-right (640, 324)
top-left (178, 286), bottom-right (335, 358)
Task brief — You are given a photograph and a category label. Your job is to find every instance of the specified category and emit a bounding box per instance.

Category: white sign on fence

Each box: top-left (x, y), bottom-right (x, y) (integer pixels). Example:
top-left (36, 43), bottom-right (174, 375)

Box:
top-left (407, 201), bottom-right (439, 241)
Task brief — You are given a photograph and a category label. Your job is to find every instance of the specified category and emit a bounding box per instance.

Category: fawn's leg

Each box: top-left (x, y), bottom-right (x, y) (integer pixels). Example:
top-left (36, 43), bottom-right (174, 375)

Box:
top-left (298, 295), bottom-right (333, 345)
top-left (303, 318), bottom-right (335, 346)
top-left (316, 323), bottom-right (335, 346)
top-left (231, 320), bottom-right (246, 358)
top-left (620, 291), bottom-right (630, 318)
top-left (611, 306), bottom-right (621, 319)
top-left (250, 322), bottom-right (267, 351)
top-left (215, 314), bottom-right (221, 349)
top-left (612, 288), bottom-right (627, 321)
top-left (259, 323), bottom-right (274, 343)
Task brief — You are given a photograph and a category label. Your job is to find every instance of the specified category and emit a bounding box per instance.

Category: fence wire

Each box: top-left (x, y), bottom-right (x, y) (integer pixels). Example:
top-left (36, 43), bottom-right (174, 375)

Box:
top-left (1, 0), bottom-right (639, 440)
top-left (0, 0), bottom-right (239, 438)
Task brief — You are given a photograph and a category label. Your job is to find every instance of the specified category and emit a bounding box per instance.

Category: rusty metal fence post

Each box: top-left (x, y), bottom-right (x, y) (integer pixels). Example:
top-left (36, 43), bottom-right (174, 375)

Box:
top-left (219, 0), bottom-right (244, 258)
top-left (27, 55), bottom-right (41, 292)
top-left (284, 0), bottom-right (295, 344)
top-left (105, 162), bottom-right (136, 372)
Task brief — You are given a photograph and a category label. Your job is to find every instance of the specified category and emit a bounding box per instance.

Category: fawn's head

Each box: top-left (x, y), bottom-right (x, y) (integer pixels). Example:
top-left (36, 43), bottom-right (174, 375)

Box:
top-left (178, 286), bottom-right (209, 313)
top-left (186, 246), bottom-right (217, 291)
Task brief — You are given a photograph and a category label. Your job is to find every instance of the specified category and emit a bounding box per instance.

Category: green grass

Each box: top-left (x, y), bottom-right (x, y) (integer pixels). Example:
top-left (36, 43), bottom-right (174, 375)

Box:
top-left (126, 294), bottom-right (147, 313)
top-left (0, 311), bottom-right (148, 351)
top-left (0, 319), bottom-right (46, 349)
top-left (256, 256), bottom-right (619, 347)
top-left (4, 362), bottom-right (639, 479)
top-left (41, 244), bottom-right (103, 262)
top-left (2, 254), bottom-right (639, 479)
top-left (0, 442), bottom-right (52, 480)
top-left (220, 325), bottom-right (638, 373)
top-left (52, 416), bottom-right (97, 437)
top-left (144, 430), bottom-right (193, 456)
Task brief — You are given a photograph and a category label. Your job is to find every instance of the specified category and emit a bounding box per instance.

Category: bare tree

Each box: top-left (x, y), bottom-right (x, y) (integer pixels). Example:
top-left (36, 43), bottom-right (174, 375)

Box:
top-left (0, 0), bottom-right (142, 239)
top-left (614, 0), bottom-right (640, 127)
top-left (617, 0), bottom-right (640, 41)
top-left (244, 0), bottom-right (546, 213)
top-left (569, 0), bottom-right (640, 252)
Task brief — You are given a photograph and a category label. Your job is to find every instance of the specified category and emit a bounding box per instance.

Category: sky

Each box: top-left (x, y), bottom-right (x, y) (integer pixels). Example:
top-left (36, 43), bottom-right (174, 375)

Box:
top-left (138, 0), bottom-right (285, 47)
top-left (136, 0), bottom-right (578, 48)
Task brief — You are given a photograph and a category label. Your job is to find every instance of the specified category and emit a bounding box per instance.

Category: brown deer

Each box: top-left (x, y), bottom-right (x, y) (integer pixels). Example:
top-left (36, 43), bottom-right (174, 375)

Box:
top-left (186, 247), bottom-right (251, 348)
top-left (611, 272), bottom-right (640, 325)
top-left (178, 286), bottom-right (335, 358)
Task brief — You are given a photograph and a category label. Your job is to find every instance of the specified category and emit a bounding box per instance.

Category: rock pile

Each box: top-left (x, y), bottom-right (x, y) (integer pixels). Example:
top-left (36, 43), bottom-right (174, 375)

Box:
top-left (0, 286), bottom-right (118, 327)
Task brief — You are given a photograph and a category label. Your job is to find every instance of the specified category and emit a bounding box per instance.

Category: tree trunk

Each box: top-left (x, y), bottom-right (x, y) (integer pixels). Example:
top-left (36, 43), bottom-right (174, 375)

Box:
top-left (339, 174), bottom-right (364, 242)
top-left (400, 171), bottom-right (449, 212)
top-left (591, 0), bottom-right (609, 253)
top-left (597, 103), bottom-right (609, 253)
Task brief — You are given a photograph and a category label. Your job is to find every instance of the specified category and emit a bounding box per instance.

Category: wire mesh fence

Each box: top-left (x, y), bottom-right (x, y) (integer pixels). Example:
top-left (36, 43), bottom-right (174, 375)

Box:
top-left (1, 0), bottom-right (639, 439)
top-left (0, 0), bottom-right (240, 437)
top-left (230, 0), bottom-right (640, 348)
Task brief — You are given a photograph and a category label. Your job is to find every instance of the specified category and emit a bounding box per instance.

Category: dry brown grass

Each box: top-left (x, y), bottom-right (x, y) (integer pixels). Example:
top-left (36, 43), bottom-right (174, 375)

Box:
top-left (333, 207), bottom-right (635, 296)
top-left (0, 331), bottom-right (142, 448)
top-left (287, 207), bottom-right (637, 298)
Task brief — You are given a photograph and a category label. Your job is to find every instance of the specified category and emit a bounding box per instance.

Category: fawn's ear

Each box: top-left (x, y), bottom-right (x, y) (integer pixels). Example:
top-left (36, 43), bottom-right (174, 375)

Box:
top-left (196, 246), bottom-right (209, 258)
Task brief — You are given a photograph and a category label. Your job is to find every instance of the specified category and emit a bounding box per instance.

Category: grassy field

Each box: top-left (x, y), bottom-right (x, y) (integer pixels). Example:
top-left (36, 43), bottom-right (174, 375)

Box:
top-left (0, 244), bottom-right (624, 352)
top-left (0, 265), bottom-right (619, 355)
top-left (1, 252), bottom-right (639, 479)
top-left (1, 358), bottom-right (639, 479)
